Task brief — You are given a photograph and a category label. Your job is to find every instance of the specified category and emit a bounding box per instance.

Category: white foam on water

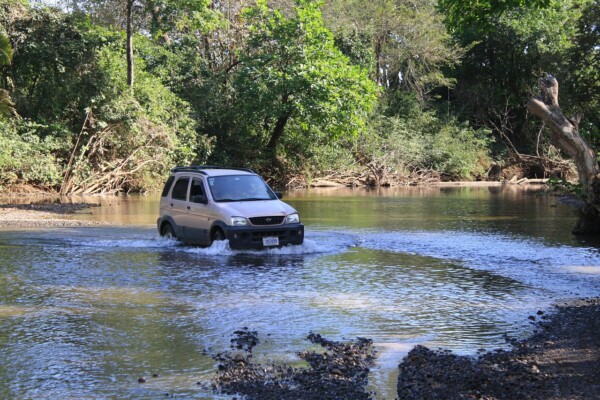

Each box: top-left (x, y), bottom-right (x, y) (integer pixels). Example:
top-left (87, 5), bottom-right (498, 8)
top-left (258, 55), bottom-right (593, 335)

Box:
top-left (180, 237), bottom-right (344, 256)
top-left (560, 265), bottom-right (600, 274)
top-left (358, 229), bottom-right (600, 296)
top-left (68, 235), bottom-right (181, 249)
top-left (57, 228), bottom-right (356, 255)
top-left (356, 229), bottom-right (597, 269)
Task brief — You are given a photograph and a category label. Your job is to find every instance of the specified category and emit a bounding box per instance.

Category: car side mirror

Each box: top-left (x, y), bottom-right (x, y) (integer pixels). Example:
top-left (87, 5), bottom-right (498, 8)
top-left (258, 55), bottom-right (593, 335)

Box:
top-left (275, 192), bottom-right (283, 199)
top-left (192, 195), bottom-right (208, 204)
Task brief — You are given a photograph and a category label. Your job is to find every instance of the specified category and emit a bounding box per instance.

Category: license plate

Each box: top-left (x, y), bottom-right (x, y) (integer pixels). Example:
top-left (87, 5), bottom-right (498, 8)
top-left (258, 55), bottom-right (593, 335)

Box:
top-left (262, 236), bottom-right (279, 247)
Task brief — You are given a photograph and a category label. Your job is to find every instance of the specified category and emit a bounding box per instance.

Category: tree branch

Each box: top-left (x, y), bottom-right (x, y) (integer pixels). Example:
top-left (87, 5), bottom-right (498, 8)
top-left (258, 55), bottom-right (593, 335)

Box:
top-left (527, 73), bottom-right (599, 200)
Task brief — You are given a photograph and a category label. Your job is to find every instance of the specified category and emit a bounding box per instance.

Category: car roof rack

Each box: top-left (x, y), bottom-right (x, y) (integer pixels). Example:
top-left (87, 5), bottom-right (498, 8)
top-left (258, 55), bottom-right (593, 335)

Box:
top-left (171, 165), bottom-right (255, 174)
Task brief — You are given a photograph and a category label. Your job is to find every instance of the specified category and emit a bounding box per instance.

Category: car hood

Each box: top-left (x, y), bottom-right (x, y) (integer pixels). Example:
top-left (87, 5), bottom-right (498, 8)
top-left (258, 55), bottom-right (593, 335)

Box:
top-left (216, 200), bottom-right (297, 218)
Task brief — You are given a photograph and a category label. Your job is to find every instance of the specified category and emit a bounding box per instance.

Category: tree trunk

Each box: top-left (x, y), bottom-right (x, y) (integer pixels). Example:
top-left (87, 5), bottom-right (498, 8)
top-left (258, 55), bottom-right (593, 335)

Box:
top-left (527, 74), bottom-right (600, 234)
top-left (267, 92), bottom-right (291, 158)
top-left (126, 0), bottom-right (134, 92)
top-left (267, 112), bottom-right (290, 157)
top-left (375, 37), bottom-right (383, 86)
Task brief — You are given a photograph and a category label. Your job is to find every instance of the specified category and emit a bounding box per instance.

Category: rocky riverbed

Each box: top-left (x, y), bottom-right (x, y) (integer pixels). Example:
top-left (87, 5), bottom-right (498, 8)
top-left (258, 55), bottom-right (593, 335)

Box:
top-left (212, 299), bottom-right (599, 400)
top-left (211, 329), bottom-right (376, 400)
top-left (397, 298), bottom-right (600, 400)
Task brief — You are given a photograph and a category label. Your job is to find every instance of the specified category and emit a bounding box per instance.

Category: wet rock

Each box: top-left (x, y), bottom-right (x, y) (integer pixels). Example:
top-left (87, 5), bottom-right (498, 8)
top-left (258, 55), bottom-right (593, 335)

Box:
top-left (212, 330), bottom-right (376, 400)
top-left (230, 327), bottom-right (259, 352)
top-left (138, 377), bottom-right (147, 383)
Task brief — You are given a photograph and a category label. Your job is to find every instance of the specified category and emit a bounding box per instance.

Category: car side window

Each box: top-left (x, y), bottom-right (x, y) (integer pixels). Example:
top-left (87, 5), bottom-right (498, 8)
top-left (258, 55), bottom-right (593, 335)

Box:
top-left (189, 178), bottom-right (206, 201)
top-left (171, 177), bottom-right (190, 201)
top-left (161, 176), bottom-right (175, 197)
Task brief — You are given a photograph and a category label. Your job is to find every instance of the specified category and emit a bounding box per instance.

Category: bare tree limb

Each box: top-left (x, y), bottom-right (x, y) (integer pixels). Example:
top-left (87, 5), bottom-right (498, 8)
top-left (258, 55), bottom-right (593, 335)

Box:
top-left (527, 73), bottom-right (600, 234)
top-left (527, 74), bottom-right (599, 196)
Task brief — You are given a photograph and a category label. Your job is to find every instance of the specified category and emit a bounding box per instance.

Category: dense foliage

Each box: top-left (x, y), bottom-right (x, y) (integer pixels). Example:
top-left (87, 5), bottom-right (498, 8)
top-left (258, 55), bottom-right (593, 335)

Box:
top-left (0, 0), bottom-right (597, 192)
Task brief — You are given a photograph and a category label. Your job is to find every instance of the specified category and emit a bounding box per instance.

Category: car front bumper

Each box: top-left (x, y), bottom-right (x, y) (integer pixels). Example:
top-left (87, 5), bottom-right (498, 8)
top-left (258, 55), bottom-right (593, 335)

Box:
top-left (225, 223), bottom-right (304, 249)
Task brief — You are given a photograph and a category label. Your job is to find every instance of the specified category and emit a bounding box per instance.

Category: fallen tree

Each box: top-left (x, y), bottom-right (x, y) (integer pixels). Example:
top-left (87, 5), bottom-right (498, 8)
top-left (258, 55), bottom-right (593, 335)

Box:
top-left (527, 74), bottom-right (600, 234)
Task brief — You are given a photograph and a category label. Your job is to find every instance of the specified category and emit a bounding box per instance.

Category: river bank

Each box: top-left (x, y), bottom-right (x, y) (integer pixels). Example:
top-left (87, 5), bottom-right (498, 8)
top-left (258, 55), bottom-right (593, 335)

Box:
top-left (397, 297), bottom-right (600, 400)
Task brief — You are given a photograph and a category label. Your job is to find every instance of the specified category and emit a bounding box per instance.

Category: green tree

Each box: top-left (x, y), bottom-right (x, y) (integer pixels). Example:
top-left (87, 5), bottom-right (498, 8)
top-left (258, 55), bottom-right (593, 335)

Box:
top-left (324, 0), bottom-right (463, 104)
top-left (58, 0), bottom-right (220, 91)
top-left (2, 2), bottom-right (208, 192)
top-left (60, 0), bottom-right (220, 38)
top-left (8, 8), bottom-right (98, 127)
top-left (145, 0), bottom-right (220, 39)
top-left (0, 32), bottom-right (15, 119)
top-left (0, 31), bottom-right (11, 65)
top-left (438, 0), bottom-right (553, 31)
top-left (231, 0), bottom-right (377, 163)
top-left (567, 0), bottom-right (600, 147)
top-left (441, 0), bottom-right (589, 153)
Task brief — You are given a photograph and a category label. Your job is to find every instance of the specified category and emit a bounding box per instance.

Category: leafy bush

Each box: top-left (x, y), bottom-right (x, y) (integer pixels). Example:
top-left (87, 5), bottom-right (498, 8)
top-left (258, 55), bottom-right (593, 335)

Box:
top-left (425, 120), bottom-right (492, 178)
top-left (0, 120), bottom-right (62, 188)
top-left (357, 111), bottom-right (492, 180)
top-left (545, 176), bottom-right (583, 198)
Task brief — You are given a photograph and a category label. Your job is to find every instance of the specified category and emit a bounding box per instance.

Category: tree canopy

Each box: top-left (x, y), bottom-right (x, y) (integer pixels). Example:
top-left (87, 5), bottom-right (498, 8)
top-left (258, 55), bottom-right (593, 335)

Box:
top-left (438, 0), bottom-right (553, 30)
top-left (0, 0), bottom-right (597, 191)
top-left (233, 0), bottom-right (377, 157)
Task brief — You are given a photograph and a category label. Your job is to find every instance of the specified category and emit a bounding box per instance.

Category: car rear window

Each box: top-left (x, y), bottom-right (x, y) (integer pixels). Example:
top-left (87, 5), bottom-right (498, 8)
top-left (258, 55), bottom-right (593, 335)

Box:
top-left (161, 176), bottom-right (175, 197)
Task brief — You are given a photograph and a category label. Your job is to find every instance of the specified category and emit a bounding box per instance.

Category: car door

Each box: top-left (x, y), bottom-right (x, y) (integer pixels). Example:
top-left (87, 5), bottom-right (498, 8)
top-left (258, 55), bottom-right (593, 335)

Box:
top-left (185, 177), bottom-right (212, 244)
top-left (168, 176), bottom-right (190, 238)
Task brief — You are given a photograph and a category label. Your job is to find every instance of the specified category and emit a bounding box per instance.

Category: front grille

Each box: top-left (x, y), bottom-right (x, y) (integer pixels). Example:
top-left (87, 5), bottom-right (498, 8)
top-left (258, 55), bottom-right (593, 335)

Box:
top-left (250, 216), bottom-right (284, 225)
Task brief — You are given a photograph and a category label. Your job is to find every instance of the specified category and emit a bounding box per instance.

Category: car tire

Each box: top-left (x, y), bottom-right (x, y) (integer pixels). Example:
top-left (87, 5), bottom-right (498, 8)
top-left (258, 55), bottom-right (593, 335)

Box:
top-left (161, 223), bottom-right (176, 238)
top-left (211, 227), bottom-right (225, 243)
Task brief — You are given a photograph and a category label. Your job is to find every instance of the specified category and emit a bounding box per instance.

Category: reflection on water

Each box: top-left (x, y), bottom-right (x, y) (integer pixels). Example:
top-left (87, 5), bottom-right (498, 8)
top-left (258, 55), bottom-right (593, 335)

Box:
top-left (1, 186), bottom-right (600, 399)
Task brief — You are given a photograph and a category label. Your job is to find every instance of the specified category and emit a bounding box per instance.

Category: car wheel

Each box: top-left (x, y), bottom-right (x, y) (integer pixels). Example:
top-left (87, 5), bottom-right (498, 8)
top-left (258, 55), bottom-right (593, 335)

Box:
top-left (161, 224), bottom-right (176, 238)
top-left (211, 227), bottom-right (225, 243)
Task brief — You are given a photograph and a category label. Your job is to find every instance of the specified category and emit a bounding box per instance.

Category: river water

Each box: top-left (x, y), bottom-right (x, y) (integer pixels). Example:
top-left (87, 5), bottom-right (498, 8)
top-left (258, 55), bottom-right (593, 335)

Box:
top-left (1, 185), bottom-right (600, 399)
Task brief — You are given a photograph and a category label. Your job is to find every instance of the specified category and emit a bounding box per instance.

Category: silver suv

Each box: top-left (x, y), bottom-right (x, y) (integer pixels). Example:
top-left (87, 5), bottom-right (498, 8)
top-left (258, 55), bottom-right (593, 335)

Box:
top-left (157, 166), bottom-right (304, 249)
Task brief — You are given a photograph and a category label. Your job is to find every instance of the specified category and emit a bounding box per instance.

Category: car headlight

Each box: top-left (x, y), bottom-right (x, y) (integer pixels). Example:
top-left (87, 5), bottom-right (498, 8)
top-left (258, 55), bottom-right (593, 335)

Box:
top-left (285, 213), bottom-right (300, 224)
top-left (231, 216), bottom-right (249, 226)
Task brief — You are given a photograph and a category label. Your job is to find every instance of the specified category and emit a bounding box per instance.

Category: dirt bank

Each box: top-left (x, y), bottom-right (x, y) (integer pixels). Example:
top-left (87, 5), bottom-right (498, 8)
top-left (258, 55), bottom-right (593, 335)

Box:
top-left (212, 299), bottom-right (599, 400)
top-left (0, 203), bottom-right (104, 227)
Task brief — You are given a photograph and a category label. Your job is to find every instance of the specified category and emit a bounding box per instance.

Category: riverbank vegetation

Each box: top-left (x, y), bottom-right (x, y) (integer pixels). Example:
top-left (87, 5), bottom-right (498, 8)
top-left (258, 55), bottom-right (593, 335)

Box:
top-left (0, 0), bottom-right (598, 194)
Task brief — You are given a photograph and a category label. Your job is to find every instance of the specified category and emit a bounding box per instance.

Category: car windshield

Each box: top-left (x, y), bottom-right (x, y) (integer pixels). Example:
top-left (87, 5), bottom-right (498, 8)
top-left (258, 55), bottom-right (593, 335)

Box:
top-left (208, 175), bottom-right (277, 202)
